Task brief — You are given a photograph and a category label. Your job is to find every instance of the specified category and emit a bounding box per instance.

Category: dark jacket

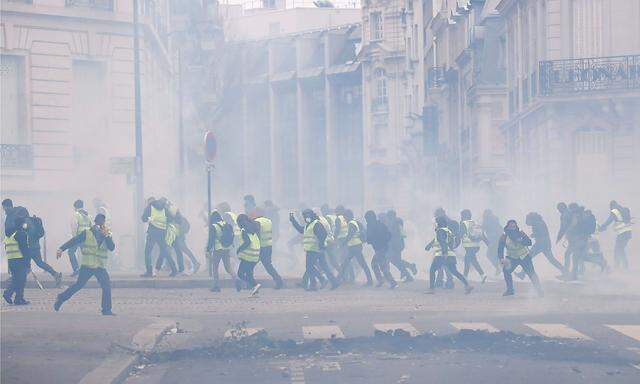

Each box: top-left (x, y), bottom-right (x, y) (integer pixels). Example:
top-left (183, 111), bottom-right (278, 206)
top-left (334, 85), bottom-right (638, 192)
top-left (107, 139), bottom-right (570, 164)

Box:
top-left (366, 220), bottom-right (391, 252)
top-left (498, 231), bottom-right (532, 259)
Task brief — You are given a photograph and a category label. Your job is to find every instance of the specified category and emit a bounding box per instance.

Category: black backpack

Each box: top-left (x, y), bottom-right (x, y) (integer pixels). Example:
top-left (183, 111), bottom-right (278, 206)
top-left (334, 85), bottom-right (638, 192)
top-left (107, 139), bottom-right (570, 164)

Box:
top-left (28, 216), bottom-right (45, 240)
top-left (220, 222), bottom-right (234, 247)
top-left (447, 219), bottom-right (461, 249)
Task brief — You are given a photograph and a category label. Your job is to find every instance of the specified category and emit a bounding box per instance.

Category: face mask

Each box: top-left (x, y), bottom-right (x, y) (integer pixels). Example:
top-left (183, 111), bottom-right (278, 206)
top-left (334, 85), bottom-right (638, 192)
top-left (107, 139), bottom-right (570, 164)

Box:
top-left (305, 217), bottom-right (312, 224)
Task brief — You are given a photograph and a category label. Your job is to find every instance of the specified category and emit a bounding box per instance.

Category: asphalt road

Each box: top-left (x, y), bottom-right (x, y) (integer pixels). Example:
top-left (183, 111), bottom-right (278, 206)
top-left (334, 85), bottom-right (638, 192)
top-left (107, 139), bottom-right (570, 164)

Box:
top-left (2, 272), bottom-right (640, 383)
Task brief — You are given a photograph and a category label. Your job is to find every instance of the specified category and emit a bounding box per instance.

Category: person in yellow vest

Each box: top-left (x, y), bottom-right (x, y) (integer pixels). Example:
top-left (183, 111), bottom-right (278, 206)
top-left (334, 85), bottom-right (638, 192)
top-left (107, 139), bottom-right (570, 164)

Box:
top-left (460, 209), bottom-right (488, 283)
top-left (338, 209), bottom-right (373, 286)
top-left (141, 197), bottom-right (177, 277)
top-left (334, 205), bottom-right (354, 282)
top-left (54, 214), bottom-right (115, 315)
top-left (599, 200), bottom-right (633, 269)
top-left (290, 209), bottom-right (340, 291)
top-left (68, 200), bottom-right (92, 277)
top-left (206, 211), bottom-right (239, 292)
top-left (426, 216), bottom-right (473, 294)
top-left (160, 201), bottom-right (201, 275)
top-left (3, 213), bottom-right (31, 305)
top-left (498, 219), bottom-right (543, 297)
top-left (255, 210), bottom-right (284, 289)
top-left (320, 205), bottom-right (341, 273)
top-left (236, 214), bottom-right (262, 297)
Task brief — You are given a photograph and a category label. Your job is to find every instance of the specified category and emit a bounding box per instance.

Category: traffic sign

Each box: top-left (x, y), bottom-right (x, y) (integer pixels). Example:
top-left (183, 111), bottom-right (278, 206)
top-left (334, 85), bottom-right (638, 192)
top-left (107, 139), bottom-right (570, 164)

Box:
top-left (204, 131), bottom-right (217, 164)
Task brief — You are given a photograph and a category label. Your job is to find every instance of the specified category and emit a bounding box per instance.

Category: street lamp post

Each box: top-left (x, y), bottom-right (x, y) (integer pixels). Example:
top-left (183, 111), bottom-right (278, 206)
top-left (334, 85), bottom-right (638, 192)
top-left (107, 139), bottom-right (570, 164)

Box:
top-left (133, 0), bottom-right (145, 266)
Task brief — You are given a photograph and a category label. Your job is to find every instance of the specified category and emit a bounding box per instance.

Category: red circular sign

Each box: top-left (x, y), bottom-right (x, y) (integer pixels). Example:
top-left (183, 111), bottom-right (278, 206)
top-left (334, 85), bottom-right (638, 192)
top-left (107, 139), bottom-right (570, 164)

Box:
top-left (204, 131), bottom-right (216, 164)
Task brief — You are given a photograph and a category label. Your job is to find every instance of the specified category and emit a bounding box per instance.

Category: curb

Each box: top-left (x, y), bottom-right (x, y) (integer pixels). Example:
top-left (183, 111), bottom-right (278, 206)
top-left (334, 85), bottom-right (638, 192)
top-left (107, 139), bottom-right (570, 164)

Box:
top-left (78, 319), bottom-right (174, 384)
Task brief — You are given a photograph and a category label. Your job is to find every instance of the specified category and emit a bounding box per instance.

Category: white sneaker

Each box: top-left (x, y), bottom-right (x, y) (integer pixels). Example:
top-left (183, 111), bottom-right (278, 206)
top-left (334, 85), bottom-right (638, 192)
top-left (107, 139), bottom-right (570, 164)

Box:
top-left (249, 283), bottom-right (261, 297)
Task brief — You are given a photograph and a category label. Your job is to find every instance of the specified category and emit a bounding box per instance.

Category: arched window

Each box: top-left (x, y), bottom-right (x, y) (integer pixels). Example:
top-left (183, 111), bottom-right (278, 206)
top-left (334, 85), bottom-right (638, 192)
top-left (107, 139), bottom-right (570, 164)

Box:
top-left (375, 68), bottom-right (388, 107)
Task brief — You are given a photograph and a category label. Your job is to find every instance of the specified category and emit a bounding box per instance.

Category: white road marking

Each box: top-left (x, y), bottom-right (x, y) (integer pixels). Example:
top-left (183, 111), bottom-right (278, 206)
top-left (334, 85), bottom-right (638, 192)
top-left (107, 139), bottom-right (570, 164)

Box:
top-left (450, 322), bottom-right (499, 333)
top-left (605, 325), bottom-right (640, 342)
top-left (224, 327), bottom-right (264, 339)
top-left (525, 323), bottom-right (591, 340)
top-left (289, 361), bottom-right (305, 384)
top-left (374, 323), bottom-right (419, 337)
top-left (321, 361), bottom-right (342, 371)
top-left (302, 325), bottom-right (345, 340)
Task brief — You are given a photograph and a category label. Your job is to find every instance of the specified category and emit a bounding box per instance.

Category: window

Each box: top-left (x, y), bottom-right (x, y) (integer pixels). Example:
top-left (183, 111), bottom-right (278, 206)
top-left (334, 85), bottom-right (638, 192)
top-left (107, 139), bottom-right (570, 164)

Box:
top-left (371, 12), bottom-right (383, 41)
top-left (374, 68), bottom-right (388, 107)
top-left (65, 0), bottom-right (114, 11)
top-left (0, 55), bottom-right (27, 145)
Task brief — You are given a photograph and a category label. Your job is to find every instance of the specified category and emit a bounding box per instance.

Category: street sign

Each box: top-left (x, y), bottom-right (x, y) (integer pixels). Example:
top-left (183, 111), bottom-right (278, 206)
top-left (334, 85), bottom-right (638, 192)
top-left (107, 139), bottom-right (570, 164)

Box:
top-left (109, 156), bottom-right (135, 174)
top-left (204, 131), bottom-right (217, 164)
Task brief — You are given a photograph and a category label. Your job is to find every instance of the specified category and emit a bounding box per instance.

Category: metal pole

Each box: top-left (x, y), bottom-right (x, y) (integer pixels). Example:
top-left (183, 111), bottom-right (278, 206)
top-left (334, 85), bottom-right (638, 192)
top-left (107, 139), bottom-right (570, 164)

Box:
top-left (207, 166), bottom-right (212, 216)
top-left (133, 0), bottom-right (145, 267)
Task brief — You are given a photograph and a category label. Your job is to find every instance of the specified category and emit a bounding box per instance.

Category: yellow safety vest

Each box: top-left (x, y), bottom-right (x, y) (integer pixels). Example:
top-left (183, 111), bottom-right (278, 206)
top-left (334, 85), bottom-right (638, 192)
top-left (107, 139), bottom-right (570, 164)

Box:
top-left (74, 210), bottom-right (92, 235)
top-left (318, 216), bottom-right (335, 246)
top-left (149, 206), bottom-right (167, 230)
top-left (213, 221), bottom-right (231, 251)
top-left (325, 214), bottom-right (337, 234)
top-left (336, 215), bottom-right (348, 239)
top-left (505, 236), bottom-right (529, 259)
top-left (238, 230), bottom-right (260, 262)
top-left (347, 220), bottom-right (363, 246)
top-left (165, 222), bottom-right (179, 246)
top-left (227, 212), bottom-right (241, 237)
top-left (611, 209), bottom-right (632, 235)
top-left (431, 227), bottom-right (456, 256)
top-left (303, 219), bottom-right (321, 252)
top-left (255, 217), bottom-right (273, 247)
top-left (462, 220), bottom-right (481, 248)
top-left (4, 233), bottom-right (24, 260)
top-left (80, 228), bottom-right (109, 269)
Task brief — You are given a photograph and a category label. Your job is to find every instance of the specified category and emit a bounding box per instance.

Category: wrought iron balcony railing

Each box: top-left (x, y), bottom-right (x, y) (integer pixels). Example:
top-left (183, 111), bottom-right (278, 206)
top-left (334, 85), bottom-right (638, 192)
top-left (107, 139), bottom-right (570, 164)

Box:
top-left (1, 144), bottom-right (33, 169)
top-left (65, 0), bottom-right (114, 11)
top-left (539, 54), bottom-right (640, 96)
top-left (427, 66), bottom-right (446, 89)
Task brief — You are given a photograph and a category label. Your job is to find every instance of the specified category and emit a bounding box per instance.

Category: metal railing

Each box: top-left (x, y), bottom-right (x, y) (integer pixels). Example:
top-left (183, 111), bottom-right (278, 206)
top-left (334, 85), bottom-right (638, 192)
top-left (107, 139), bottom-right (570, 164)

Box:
top-left (539, 54), bottom-right (640, 96)
top-left (1, 144), bottom-right (33, 169)
top-left (65, 0), bottom-right (114, 11)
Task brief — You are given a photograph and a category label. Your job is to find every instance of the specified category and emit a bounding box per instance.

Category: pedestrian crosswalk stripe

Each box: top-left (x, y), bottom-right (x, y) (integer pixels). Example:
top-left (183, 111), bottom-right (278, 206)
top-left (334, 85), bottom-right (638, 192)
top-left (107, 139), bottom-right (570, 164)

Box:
top-left (374, 323), bottom-right (419, 336)
top-left (302, 325), bottom-right (345, 340)
top-left (605, 325), bottom-right (640, 342)
top-left (450, 322), bottom-right (499, 333)
top-left (524, 323), bottom-right (591, 340)
top-left (224, 327), bottom-right (264, 339)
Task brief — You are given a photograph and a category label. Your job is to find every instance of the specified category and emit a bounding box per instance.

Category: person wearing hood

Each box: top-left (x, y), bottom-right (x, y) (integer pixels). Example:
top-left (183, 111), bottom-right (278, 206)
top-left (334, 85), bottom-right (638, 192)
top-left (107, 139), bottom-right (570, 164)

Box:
top-left (22, 207), bottom-right (63, 287)
top-left (364, 210), bottom-right (397, 289)
top-left (3, 209), bottom-right (31, 305)
top-left (290, 209), bottom-right (339, 291)
top-left (386, 210), bottom-right (417, 283)
top-left (426, 216), bottom-right (474, 294)
top-left (338, 209), bottom-right (373, 286)
top-left (3, 198), bottom-right (17, 236)
top-left (206, 211), bottom-right (238, 292)
top-left (55, 214), bottom-right (115, 315)
top-left (460, 209), bottom-right (488, 283)
top-left (235, 214), bottom-right (262, 296)
top-left (498, 219), bottom-right (543, 297)
top-left (519, 212), bottom-right (566, 280)
top-left (68, 200), bottom-right (92, 276)
top-left (141, 197), bottom-right (178, 277)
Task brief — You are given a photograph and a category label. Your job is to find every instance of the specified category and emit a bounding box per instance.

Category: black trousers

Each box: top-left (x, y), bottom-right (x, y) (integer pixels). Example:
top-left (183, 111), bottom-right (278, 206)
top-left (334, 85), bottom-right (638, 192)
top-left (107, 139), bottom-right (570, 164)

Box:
top-left (463, 247), bottom-right (484, 278)
top-left (430, 256), bottom-right (467, 289)
top-left (371, 248), bottom-right (396, 285)
top-left (29, 248), bottom-right (58, 278)
top-left (173, 235), bottom-right (199, 272)
top-left (614, 232), bottom-right (632, 269)
top-left (4, 258), bottom-right (28, 301)
top-left (259, 246), bottom-right (283, 286)
top-left (304, 251), bottom-right (337, 289)
top-left (388, 248), bottom-right (412, 278)
top-left (237, 260), bottom-right (258, 288)
top-left (58, 266), bottom-right (111, 313)
top-left (503, 256), bottom-right (542, 295)
top-left (339, 244), bottom-right (373, 283)
top-left (145, 230), bottom-right (176, 274)
top-left (210, 249), bottom-right (236, 288)
top-left (529, 241), bottom-right (565, 274)
top-left (67, 245), bottom-right (80, 273)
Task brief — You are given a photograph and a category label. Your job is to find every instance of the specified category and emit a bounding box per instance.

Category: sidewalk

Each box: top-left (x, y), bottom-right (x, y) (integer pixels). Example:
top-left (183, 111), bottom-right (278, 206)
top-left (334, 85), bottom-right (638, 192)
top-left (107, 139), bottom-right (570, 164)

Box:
top-left (0, 311), bottom-right (173, 384)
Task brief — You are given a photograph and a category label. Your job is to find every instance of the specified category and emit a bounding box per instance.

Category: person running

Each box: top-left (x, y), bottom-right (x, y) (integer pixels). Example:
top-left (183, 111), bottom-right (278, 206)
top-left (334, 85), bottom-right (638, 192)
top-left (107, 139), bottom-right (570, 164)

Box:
top-left (3, 209), bottom-right (30, 305)
top-left (460, 209), bottom-right (488, 283)
top-left (386, 210), bottom-right (417, 282)
top-left (498, 219), bottom-right (543, 297)
top-left (235, 214), bottom-right (262, 297)
top-left (426, 216), bottom-right (473, 294)
top-left (338, 209), bottom-right (373, 286)
top-left (24, 208), bottom-right (63, 287)
top-left (54, 214), bottom-right (115, 315)
top-left (364, 211), bottom-right (397, 289)
top-left (206, 211), bottom-right (238, 292)
top-left (254, 210), bottom-right (284, 289)
top-left (517, 212), bottom-right (566, 280)
top-left (599, 200), bottom-right (633, 269)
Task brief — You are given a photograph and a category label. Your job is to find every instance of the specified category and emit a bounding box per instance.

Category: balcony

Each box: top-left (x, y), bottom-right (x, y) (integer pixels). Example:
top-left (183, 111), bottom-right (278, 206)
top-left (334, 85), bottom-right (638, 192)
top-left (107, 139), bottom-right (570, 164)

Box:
top-left (65, 0), bottom-right (114, 11)
top-left (539, 54), bottom-right (640, 96)
top-left (1, 144), bottom-right (33, 169)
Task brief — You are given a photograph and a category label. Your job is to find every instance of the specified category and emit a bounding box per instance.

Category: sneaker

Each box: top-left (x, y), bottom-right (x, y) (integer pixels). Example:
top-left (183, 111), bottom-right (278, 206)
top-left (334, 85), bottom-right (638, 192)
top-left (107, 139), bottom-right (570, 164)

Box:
top-left (168, 271), bottom-right (178, 278)
top-left (102, 311), bottom-right (116, 316)
top-left (403, 275), bottom-right (414, 283)
top-left (14, 299), bottom-right (30, 306)
top-left (2, 291), bottom-right (13, 304)
top-left (250, 283), bottom-right (261, 297)
top-left (55, 272), bottom-right (63, 288)
top-left (389, 281), bottom-right (398, 290)
top-left (502, 290), bottom-right (515, 297)
top-left (464, 285), bottom-right (474, 294)
top-left (54, 295), bottom-right (63, 311)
